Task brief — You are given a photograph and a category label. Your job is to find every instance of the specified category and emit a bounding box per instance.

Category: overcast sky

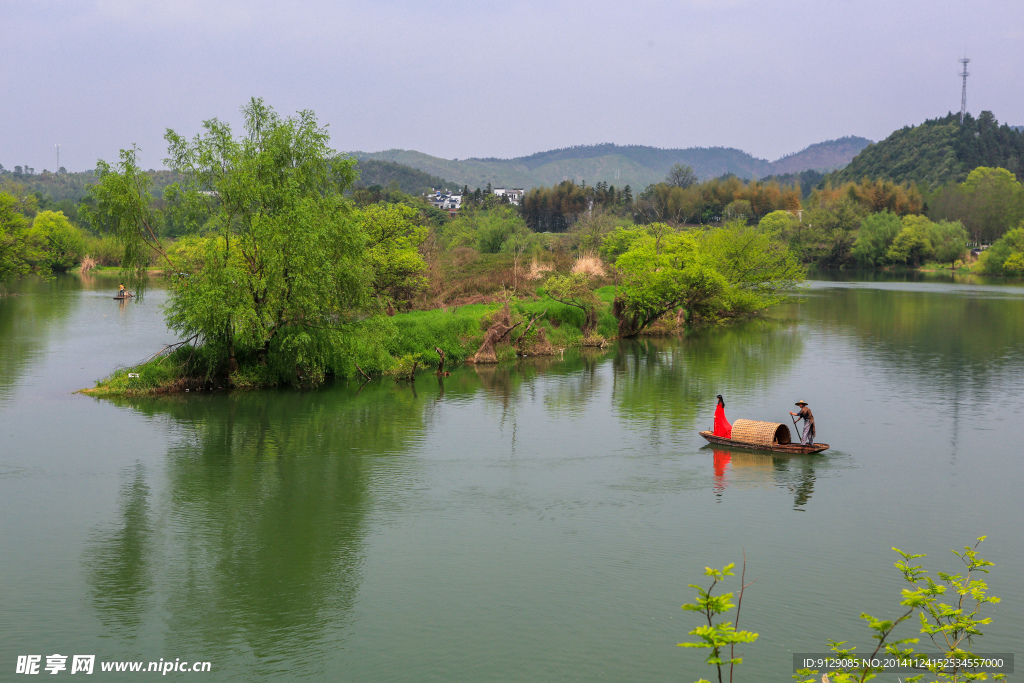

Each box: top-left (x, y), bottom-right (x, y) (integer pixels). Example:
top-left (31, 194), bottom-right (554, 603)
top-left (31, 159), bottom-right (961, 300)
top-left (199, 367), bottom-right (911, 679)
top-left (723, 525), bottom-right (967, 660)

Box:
top-left (2, 0), bottom-right (1021, 172)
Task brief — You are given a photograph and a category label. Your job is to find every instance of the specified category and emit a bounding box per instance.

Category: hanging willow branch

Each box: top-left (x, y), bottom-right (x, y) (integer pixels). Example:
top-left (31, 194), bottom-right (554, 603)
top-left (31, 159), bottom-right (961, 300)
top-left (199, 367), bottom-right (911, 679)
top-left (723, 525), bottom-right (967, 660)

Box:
top-left (83, 146), bottom-right (177, 299)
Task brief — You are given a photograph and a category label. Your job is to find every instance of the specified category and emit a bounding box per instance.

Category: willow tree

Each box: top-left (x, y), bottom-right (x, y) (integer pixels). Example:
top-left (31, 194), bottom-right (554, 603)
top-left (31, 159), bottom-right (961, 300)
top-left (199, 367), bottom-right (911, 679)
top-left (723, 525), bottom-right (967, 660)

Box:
top-left (88, 99), bottom-right (391, 385)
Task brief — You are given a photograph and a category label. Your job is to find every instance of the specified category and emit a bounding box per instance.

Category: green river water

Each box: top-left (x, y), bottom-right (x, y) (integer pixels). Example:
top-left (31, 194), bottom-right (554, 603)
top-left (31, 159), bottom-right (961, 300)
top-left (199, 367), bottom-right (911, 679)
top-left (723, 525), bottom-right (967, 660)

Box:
top-left (1, 273), bottom-right (1022, 681)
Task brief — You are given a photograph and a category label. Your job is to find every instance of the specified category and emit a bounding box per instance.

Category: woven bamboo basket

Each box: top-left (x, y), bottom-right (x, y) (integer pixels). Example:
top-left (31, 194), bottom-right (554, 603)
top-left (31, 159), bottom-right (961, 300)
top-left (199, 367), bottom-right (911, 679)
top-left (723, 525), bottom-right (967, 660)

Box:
top-left (730, 419), bottom-right (792, 446)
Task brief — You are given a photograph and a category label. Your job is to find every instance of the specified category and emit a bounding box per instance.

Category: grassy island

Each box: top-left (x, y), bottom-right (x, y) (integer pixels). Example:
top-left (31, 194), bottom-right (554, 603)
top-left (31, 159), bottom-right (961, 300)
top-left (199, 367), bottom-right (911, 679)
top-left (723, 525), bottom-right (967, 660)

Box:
top-left (83, 288), bottom-right (623, 396)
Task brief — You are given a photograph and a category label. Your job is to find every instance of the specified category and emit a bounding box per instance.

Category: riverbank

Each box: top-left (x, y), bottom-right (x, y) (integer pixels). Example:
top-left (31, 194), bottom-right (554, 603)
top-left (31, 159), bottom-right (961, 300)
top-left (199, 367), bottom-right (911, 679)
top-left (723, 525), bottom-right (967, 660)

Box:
top-left (81, 286), bottom-right (625, 396)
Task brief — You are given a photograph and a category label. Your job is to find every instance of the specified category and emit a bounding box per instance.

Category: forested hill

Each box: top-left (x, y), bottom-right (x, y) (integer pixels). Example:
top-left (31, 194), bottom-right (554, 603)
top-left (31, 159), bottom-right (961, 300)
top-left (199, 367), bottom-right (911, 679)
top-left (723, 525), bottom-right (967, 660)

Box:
top-left (828, 112), bottom-right (1024, 188)
top-left (352, 137), bottom-right (871, 191)
top-left (352, 159), bottom-right (459, 194)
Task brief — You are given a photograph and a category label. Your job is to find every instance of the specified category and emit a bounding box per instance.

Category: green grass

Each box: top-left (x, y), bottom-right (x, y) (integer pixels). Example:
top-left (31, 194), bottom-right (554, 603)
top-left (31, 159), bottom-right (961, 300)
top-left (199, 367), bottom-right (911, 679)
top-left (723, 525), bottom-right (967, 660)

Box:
top-left (919, 260), bottom-right (978, 273)
top-left (85, 289), bottom-right (619, 395)
top-left (389, 303), bottom-right (494, 363)
top-left (388, 292), bottom-right (618, 368)
top-left (83, 350), bottom-right (187, 396)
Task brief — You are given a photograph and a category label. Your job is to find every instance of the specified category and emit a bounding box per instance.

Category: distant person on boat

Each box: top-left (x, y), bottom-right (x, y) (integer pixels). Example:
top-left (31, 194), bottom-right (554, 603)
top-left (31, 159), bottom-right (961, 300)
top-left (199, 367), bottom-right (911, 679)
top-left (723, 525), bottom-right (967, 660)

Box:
top-left (713, 394), bottom-right (732, 438)
top-left (789, 400), bottom-right (815, 445)
top-left (118, 284), bottom-right (126, 297)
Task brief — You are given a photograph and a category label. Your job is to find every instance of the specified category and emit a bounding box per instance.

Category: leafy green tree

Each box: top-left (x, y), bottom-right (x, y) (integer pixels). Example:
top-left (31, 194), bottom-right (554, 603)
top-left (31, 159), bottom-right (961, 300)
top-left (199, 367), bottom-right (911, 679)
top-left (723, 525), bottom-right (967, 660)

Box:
top-left (723, 199), bottom-right (752, 222)
top-left (500, 226), bottom-right (538, 291)
top-left (757, 210), bottom-right (797, 235)
top-left (83, 146), bottom-right (167, 292)
top-left (1004, 251), bottom-right (1024, 273)
top-left (568, 208), bottom-right (630, 252)
top-left (476, 205), bottom-right (528, 253)
top-left (851, 211), bottom-right (902, 267)
top-left (358, 203), bottom-right (428, 310)
top-left (958, 167), bottom-right (1024, 243)
top-left (700, 220), bottom-right (804, 315)
top-left (930, 219), bottom-right (969, 269)
top-left (599, 225), bottom-right (648, 261)
top-left (89, 99), bottom-right (392, 385)
top-left (30, 210), bottom-right (86, 272)
top-left (887, 214), bottom-right (935, 266)
top-left (798, 197), bottom-right (866, 266)
top-left (978, 226), bottom-right (1024, 275)
top-left (645, 221), bottom-right (677, 254)
top-left (666, 163), bottom-right (698, 188)
top-left (614, 231), bottom-right (726, 335)
top-left (543, 272), bottom-right (599, 333)
top-left (0, 191), bottom-right (33, 281)
top-left (433, 211), bottom-right (478, 251)
top-left (613, 221), bottom-right (802, 335)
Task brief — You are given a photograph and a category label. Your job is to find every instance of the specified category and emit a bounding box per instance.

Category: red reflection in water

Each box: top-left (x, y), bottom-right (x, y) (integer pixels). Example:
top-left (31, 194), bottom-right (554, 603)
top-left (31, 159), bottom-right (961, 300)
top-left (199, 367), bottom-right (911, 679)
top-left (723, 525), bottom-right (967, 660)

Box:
top-left (713, 449), bottom-right (731, 493)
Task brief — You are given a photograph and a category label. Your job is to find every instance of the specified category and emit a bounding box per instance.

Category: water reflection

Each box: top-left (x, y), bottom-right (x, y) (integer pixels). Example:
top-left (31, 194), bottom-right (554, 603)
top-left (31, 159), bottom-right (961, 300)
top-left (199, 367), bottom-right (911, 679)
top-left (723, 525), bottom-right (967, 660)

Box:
top-left (84, 385), bottom-right (426, 676)
top-left (84, 463), bottom-right (154, 636)
top-left (540, 351), bottom-right (606, 417)
top-left (612, 319), bottom-right (803, 435)
top-left (0, 277), bottom-right (79, 400)
top-left (802, 285), bottom-right (1024, 396)
top-left (709, 447), bottom-right (823, 511)
top-left (6, 274), bottom-right (1015, 682)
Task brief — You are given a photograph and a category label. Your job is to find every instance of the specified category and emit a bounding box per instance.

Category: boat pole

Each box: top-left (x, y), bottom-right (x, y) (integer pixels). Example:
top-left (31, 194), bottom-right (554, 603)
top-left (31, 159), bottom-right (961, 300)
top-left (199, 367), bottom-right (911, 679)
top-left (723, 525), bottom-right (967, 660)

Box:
top-left (790, 414), bottom-right (802, 444)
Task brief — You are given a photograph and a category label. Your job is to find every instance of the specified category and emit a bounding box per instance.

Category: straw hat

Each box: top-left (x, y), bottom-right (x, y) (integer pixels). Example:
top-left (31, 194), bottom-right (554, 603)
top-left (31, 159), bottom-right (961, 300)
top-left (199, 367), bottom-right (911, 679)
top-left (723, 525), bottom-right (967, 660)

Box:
top-left (794, 400), bottom-right (808, 406)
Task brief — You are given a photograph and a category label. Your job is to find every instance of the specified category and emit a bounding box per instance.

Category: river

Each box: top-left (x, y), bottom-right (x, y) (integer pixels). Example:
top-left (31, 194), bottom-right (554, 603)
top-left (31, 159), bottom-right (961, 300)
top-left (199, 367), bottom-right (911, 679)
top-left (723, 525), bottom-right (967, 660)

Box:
top-left (1, 273), bottom-right (1022, 681)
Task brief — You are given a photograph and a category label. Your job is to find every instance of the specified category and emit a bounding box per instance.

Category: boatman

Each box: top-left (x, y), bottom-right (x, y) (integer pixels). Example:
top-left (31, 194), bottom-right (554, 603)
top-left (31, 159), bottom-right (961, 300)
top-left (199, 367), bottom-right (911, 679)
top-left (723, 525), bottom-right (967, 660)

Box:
top-left (789, 400), bottom-right (815, 445)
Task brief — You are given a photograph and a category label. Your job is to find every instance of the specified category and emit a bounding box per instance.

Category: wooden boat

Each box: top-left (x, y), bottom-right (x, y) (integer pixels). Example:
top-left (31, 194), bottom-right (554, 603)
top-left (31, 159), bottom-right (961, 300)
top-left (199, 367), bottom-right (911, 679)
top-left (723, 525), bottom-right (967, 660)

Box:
top-left (113, 293), bottom-right (134, 300)
top-left (700, 419), bottom-right (829, 454)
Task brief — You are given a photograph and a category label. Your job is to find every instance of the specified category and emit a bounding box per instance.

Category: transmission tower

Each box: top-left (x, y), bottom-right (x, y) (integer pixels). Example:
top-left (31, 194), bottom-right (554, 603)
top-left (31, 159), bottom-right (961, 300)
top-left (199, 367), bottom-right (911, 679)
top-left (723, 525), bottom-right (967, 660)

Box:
top-left (959, 57), bottom-right (970, 124)
top-left (55, 144), bottom-right (60, 173)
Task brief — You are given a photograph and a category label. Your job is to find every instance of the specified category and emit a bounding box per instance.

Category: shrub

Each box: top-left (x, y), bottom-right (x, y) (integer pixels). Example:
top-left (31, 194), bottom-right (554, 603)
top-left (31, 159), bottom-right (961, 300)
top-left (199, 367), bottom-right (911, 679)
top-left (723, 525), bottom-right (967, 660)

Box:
top-left (84, 234), bottom-right (123, 266)
top-left (31, 210), bottom-right (86, 271)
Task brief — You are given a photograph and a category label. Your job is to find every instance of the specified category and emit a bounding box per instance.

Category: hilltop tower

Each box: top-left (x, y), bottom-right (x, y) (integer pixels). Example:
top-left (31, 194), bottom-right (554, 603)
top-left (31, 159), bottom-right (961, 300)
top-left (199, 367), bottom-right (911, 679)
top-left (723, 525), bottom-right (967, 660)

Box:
top-left (959, 57), bottom-right (970, 124)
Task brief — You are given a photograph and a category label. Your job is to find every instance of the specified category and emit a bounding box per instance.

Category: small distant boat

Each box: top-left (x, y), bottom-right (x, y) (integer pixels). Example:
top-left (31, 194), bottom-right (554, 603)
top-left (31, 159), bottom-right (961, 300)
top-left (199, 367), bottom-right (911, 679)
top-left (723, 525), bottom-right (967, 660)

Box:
top-left (700, 419), bottom-right (829, 454)
top-left (113, 292), bottom-right (134, 300)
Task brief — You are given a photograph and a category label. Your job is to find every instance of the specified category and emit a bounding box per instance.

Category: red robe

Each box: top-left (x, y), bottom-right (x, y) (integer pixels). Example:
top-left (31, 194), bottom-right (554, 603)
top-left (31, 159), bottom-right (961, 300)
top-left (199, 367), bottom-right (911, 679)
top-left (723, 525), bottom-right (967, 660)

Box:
top-left (714, 403), bottom-right (732, 438)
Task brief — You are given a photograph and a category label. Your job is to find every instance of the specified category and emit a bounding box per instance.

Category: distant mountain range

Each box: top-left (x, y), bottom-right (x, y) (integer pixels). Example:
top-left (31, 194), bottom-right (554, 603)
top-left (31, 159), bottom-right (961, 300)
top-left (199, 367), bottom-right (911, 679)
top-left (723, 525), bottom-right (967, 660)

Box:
top-left (350, 137), bottom-right (872, 191)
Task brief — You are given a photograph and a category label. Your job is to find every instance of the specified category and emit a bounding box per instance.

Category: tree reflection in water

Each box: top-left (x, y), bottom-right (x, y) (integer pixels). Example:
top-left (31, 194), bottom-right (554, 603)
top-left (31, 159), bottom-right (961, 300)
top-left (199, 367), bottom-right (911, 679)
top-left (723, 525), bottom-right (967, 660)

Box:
top-left (612, 319), bottom-right (803, 440)
top-left (84, 462), bottom-right (154, 636)
top-left (83, 385), bottom-right (426, 676)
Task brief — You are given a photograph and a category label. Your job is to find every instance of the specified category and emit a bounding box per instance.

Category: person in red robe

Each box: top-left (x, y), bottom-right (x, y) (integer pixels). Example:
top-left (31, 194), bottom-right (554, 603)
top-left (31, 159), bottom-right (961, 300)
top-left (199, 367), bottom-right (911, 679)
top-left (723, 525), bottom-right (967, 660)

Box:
top-left (713, 394), bottom-right (732, 438)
